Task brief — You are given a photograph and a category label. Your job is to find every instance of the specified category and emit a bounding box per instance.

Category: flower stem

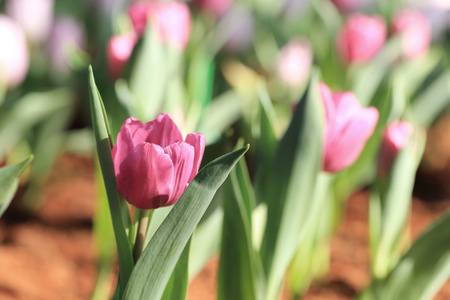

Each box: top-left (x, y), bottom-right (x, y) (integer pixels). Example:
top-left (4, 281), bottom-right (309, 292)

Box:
top-left (133, 209), bottom-right (154, 263)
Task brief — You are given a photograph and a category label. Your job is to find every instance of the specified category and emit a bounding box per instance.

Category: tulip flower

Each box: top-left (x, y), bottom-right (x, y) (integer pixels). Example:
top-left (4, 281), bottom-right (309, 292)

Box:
top-left (277, 38), bottom-right (313, 87)
top-left (336, 14), bottom-right (387, 64)
top-left (378, 121), bottom-right (413, 177)
top-left (391, 10), bottom-right (431, 59)
top-left (0, 15), bottom-right (29, 88)
top-left (320, 83), bottom-right (379, 173)
top-left (5, 0), bottom-right (54, 44)
top-left (194, 0), bottom-right (232, 17)
top-left (330, 0), bottom-right (359, 11)
top-left (112, 114), bottom-right (205, 210)
top-left (127, 1), bottom-right (191, 50)
top-left (107, 32), bottom-right (137, 79)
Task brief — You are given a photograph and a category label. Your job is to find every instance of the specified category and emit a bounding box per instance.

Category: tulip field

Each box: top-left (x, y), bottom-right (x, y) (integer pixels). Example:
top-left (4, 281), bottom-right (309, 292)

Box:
top-left (1, 0), bottom-right (450, 299)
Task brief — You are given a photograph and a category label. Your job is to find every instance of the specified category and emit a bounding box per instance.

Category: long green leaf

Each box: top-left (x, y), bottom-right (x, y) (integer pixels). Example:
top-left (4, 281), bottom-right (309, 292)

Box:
top-left (0, 156), bottom-right (33, 218)
top-left (218, 154), bottom-right (264, 300)
top-left (359, 209), bottom-right (450, 300)
top-left (161, 239), bottom-right (191, 300)
top-left (259, 70), bottom-right (324, 300)
top-left (122, 145), bottom-right (249, 300)
top-left (88, 66), bottom-right (134, 296)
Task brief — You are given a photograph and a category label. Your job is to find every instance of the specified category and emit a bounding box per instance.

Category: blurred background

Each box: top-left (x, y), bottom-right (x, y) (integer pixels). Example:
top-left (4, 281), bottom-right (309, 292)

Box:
top-left (0, 0), bottom-right (449, 299)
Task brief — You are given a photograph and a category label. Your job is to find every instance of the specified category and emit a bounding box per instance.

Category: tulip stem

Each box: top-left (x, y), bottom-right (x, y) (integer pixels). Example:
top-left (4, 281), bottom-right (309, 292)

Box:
top-left (133, 209), bottom-right (152, 263)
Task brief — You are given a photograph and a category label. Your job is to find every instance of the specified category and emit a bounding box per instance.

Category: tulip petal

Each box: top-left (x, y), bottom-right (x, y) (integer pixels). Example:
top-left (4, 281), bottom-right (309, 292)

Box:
top-left (324, 107), bottom-right (379, 172)
top-left (164, 142), bottom-right (195, 205)
top-left (143, 113), bottom-right (184, 147)
top-left (116, 143), bottom-right (175, 209)
top-left (112, 117), bottom-right (142, 175)
top-left (185, 133), bottom-right (205, 182)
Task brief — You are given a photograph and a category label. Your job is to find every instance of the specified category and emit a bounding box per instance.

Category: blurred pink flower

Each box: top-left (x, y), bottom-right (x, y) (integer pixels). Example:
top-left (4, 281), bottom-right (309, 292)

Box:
top-left (127, 1), bottom-right (191, 50)
top-left (320, 83), bottom-right (379, 173)
top-left (5, 0), bottom-right (54, 44)
top-left (48, 17), bottom-right (85, 74)
top-left (330, 0), bottom-right (359, 11)
top-left (336, 14), bottom-right (386, 64)
top-left (392, 10), bottom-right (431, 59)
top-left (277, 38), bottom-right (313, 87)
top-left (112, 114), bottom-right (205, 209)
top-left (194, 0), bottom-right (232, 17)
top-left (107, 32), bottom-right (137, 79)
top-left (0, 15), bottom-right (29, 88)
top-left (378, 121), bottom-right (413, 177)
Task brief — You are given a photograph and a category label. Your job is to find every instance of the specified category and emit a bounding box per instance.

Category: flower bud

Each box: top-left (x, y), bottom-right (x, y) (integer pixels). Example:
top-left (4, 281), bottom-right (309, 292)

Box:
top-left (112, 114), bottom-right (205, 209)
top-left (0, 15), bottom-right (29, 88)
top-left (336, 14), bottom-right (386, 64)
top-left (320, 83), bottom-right (379, 173)
top-left (128, 1), bottom-right (191, 50)
top-left (107, 32), bottom-right (137, 79)
top-left (392, 10), bottom-right (431, 59)
top-left (276, 38), bottom-right (313, 87)
top-left (378, 121), bottom-right (413, 177)
top-left (5, 0), bottom-right (54, 44)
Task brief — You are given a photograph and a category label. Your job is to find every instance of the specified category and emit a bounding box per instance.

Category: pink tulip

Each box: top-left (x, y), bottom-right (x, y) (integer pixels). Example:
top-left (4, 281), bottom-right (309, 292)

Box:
top-left (392, 10), bottom-right (431, 59)
top-left (0, 15), bottom-right (29, 88)
top-left (277, 38), bottom-right (313, 87)
top-left (112, 114), bottom-right (205, 209)
top-left (127, 1), bottom-right (191, 50)
top-left (320, 83), bottom-right (379, 173)
top-left (336, 14), bottom-right (387, 64)
top-left (378, 121), bottom-right (413, 177)
top-left (107, 32), bottom-right (137, 79)
top-left (330, 0), bottom-right (359, 11)
top-left (194, 0), bottom-right (233, 17)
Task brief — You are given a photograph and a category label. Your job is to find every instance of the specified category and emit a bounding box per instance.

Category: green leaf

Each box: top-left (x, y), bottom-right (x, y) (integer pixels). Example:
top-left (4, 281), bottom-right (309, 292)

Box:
top-left (0, 88), bottom-right (73, 160)
top-left (161, 238), bottom-right (191, 300)
top-left (0, 156), bottom-right (33, 218)
top-left (88, 66), bottom-right (134, 296)
top-left (122, 145), bottom-right (249, 300)
top-left (359, 209), bottom-right (450, 300)
top-left (218, 153), bottom-right (264, 300)
top-left (370, 130), bottom-right (425, 278)
top-left (259, 69), bottom-right (324, 300)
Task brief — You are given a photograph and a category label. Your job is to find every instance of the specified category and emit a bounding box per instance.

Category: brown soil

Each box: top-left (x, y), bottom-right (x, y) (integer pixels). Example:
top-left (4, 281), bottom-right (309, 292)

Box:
top-left (1, 141), bottom-right (450, 300)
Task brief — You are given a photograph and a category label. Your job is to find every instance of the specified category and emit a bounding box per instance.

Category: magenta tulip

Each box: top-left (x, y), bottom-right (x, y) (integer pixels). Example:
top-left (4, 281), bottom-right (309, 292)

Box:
top-left (127, 1), bottom-right (191, 50)
top-left (336, 14), bottom-right (387, 64)
top-left (107, 32), bottom-right (137, 79)
top-left (378, 121), bottom-right (413, 177)
top-left (194, 0), bottom-right (233, 17)
top-left (392, 10), bottom-right (431, 59)
top-left (320, 83), bottom-right (379, 173)
top-left (112, 114), bottom-right (205, 210)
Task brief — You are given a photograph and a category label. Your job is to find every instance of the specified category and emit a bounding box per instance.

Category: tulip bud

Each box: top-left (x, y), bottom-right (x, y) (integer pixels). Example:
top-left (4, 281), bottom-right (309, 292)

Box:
top-left (127, 1), bottom-right (191, 50)
top-left (319, 83), bottom-right (379, 173)
top-left (336, 14), bottom-right (387, 64)
top-left (112, 114), bottom-right (205, 209)
top-left (5, 0), bottom-right (54, 44)
top-left (48, 17), bottom-right (85, 74)
top-left (391, 10), bottom-right (431, 59)
top-left (276, 38), bottom-right (313, 87)
top-left (194, 0), bottom-right (233, 17)
top-left (378, 121), bottom-right (413, 177)
top-left (107, 32), bottom-right (137, 79)
top-left (0, 15), bottom-right (29, 88)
